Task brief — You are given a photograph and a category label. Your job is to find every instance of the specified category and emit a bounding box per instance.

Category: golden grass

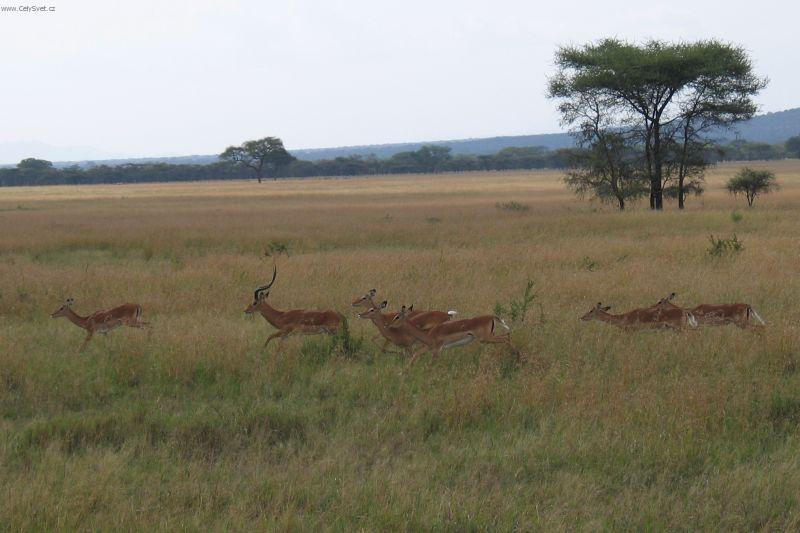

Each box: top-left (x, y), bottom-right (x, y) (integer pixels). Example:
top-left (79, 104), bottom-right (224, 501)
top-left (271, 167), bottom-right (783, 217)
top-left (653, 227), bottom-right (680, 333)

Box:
top-left (1, 160), bottom-right (799, 529)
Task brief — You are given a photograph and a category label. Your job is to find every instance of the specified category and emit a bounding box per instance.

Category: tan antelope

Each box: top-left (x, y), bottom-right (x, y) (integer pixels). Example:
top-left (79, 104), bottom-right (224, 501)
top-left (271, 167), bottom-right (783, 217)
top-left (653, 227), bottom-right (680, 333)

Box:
top-left (653, 293), bottom-right (765, 329)
top-left (351, 289), bottom-right (456, 352)
top-left (245, 266), bottom-right (344, 348)
top-left (388, 305), bottom-right (515, 366)
top-left (580, 302), bottom-right (697, 330)
top-left (50, 298), bottom-right (149, 351)
top-left (356, 301), bottom-right (418, 355)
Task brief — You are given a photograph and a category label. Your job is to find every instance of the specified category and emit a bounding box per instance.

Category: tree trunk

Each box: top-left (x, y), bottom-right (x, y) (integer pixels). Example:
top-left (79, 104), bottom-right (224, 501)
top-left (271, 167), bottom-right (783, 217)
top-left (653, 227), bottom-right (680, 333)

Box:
top-left (678, 175), bottom-right (685, 209)
top-left (617, 196), bottom-right (625, 211)
top-left (652, 124), bottom-right (664, 210)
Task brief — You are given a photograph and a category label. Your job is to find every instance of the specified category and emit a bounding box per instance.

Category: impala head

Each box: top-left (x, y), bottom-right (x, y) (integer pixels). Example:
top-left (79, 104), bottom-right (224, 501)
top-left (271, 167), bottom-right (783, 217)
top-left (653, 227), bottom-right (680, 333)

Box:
top-left (580, 302), bottom-right (611, 321)
top-left (352, 289), bottom-right (377, 308)
top-left (356, 300), bottom-right (387, 319)
top-left (245, 266), bottom-right (277, 314)
top-left (387, 304), bottom-right (413, 329)
top-left (653, 292), bottom-right (678, 308)
top-left (51, 298), bottom-right (75, 318)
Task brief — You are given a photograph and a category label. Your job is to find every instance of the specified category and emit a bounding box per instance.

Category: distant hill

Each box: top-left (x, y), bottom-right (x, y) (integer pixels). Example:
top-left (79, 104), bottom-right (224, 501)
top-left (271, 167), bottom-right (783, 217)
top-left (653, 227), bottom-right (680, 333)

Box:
top-left (32, 107), bottom-right (800, 168)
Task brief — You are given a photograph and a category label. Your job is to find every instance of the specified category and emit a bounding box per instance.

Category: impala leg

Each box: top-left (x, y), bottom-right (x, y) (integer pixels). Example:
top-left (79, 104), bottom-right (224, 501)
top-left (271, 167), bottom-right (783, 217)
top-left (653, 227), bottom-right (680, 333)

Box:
top-left (79, 331), bottom-right (93, 352)
top-left (264, 330), bottom-right (288, 348)
top-left (405, 346), bottom-right (430, 368)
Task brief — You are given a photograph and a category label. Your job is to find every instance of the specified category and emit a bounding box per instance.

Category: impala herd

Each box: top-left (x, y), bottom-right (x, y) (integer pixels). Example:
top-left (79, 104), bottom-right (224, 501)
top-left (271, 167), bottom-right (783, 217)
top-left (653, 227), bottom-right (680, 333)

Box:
top-left (50, 267), bottom-right (767, 361)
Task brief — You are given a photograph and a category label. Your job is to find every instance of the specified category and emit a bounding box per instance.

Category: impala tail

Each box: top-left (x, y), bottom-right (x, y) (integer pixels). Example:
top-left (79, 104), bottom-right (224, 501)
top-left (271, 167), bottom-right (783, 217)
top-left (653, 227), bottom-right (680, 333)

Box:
top-left (447, 310), bottom-right (458, 316)
top-left (687, 313), bottom-right (698, 328)
top-left (493, 316), bottom-right (511, 333)
top-left (748, 306), bottom-right (766, 326)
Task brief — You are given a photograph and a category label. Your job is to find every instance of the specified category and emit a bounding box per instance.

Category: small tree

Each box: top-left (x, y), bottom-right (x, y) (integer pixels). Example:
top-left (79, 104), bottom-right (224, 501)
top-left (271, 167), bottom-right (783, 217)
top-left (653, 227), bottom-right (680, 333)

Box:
top-left (726, 167), bottom-right (778, 206)
top-left (220, 137), bottom-right (295, 183)
top-left (558, 89), bottom-right (647, 210)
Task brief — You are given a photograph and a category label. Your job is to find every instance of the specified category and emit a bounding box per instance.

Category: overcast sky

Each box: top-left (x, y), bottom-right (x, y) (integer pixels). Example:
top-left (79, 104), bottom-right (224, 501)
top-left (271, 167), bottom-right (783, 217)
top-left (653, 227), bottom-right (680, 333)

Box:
top-left (0, 0), bottom-right (797, 162)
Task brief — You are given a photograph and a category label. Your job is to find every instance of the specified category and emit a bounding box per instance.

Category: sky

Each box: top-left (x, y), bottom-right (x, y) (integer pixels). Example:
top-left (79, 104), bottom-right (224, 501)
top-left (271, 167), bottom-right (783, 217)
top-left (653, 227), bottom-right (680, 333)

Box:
top-left (0, 0), bottom-right (798, 162)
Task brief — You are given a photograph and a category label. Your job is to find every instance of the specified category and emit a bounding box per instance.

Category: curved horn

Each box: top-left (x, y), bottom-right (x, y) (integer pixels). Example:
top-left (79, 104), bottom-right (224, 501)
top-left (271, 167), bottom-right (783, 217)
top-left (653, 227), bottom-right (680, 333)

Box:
top-left (253, 265), bottom-right (278, 300)
top-left (266, 265), bottom-right (277, 289)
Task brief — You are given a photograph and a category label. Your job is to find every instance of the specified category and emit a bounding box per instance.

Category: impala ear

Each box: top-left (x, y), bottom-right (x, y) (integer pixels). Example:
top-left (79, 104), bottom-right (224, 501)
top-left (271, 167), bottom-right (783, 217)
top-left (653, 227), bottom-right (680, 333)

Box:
top-left (379, 300), bottom-right (387, 309)
top-left (596, 302), bottom-right (602, 309)
top-left (369, 289), bottom-right (377, 296)
top-left (602, 306), bottom-right (611, 312)
top-left (408, 304), bottom-right (413, 312)
top-left (66, 298), bottom-right (74, 306)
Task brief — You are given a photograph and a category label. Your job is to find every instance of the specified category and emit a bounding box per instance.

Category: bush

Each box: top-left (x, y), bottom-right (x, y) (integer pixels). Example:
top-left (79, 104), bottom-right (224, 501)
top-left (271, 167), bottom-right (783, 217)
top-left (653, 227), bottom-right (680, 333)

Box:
top-left (708, 234), bottom-right (743, 257)
top-left (494, 280), bottom-right (537, 324)
top-left (495, 201), bottom-right (530, 212)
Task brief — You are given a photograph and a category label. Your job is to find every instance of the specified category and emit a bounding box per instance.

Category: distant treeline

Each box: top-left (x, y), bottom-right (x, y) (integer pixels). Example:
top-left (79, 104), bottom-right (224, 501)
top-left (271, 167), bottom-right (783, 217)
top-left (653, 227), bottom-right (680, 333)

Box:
top-left (1, 137), bottom-right (798, 187)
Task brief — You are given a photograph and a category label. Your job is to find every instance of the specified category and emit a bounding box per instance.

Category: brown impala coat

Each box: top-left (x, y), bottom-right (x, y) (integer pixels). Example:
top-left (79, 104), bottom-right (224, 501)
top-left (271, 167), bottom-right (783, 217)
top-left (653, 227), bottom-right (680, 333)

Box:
top-left (51, 299), bottom-right (149, 351)
top-left (580, 302), bottom-right (697, 330)
top-left (245, 266), bottom-right (344, 348)
top-left (653, 293), bottom-right (765, 328)
top-left (351, 290), bottom-right (456, 353)
top-left (388, 305), bottom-right (514, 366)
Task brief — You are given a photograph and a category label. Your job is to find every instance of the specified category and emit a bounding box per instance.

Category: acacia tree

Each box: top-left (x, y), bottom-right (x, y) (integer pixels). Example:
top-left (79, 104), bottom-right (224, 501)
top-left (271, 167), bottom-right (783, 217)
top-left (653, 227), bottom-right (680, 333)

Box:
top-left (220, 137), bottom-right (295, 183)
top-left (548, 39), bottom-right (766, 209)
top-left (727, 167), bottom-right (778, 206)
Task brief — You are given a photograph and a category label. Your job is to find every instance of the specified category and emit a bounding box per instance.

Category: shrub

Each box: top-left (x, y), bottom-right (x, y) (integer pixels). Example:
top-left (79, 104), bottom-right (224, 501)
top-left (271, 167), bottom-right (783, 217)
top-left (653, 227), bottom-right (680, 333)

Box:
top-left (707, 234), bottom-right (743, 257)
top-left (494, 280), bottom-right (537, 324)
top-left (264, 241), bottom-right (290, 257)
top-left (495, 201), bottom-right (530, 212)
top-left (580, 256), bottom-right (599, 271)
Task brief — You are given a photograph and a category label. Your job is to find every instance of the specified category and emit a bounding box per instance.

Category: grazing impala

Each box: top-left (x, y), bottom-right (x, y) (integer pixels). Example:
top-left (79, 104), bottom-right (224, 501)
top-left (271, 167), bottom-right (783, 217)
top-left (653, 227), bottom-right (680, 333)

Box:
top-left (51, 298), bottom-right (149, 351)
top-left (388, 305), bottom-right (515, 366)
top-left (580, 302), bottom-right (697, 330)
top-left (654, 293), bottom-right (765, 329)
top-left (245, 266), bottom-right (344, 348)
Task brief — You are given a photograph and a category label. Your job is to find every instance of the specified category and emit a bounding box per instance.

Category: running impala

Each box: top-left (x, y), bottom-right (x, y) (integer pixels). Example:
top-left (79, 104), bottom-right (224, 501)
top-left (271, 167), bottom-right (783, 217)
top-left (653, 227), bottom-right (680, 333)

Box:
top-left (352, 289), bottom-right (456, 352)
top-left (653, 293), bottom-right (765, 329)
top-left (245, 266), bottom-right (344, 347)
top-left (387, 304), bottom-right (515, 366)
top-left (356, 301), bottom-right (418, 355)
top-left (351, 289), bottom-right (456, 329)
top-left (580, 302), bottom-right (697, 330)
top-left (51, 298), bottom-right (149, 351)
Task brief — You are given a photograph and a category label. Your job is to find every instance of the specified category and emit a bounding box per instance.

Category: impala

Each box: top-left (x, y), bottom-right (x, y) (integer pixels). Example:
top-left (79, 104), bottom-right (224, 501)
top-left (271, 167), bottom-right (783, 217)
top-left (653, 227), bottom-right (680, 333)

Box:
top-left (388, 304), bottom-right (515, 366)
top-left (245, 266), bottom-right (344, 347)
top-left (653, 293), bottom-right (765, 329)
top-left (356, 301), bottom-right (418, 355)
top-left (351, 289), bottom-right (456, 353)
top-left (580, 302), bottom-right (697, 330)
top-left (50, 298), bottom-right (149, 351)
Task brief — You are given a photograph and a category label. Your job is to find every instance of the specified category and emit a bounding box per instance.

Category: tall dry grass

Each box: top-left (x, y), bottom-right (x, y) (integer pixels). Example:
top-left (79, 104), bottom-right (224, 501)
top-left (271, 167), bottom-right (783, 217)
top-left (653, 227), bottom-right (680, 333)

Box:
top-left (1, 161), bottom-right (799, 529)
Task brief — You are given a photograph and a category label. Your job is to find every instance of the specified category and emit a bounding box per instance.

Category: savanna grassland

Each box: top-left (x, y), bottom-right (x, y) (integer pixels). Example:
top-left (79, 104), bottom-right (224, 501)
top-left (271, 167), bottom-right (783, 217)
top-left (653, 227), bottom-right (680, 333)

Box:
top-left (1, 160), bottom-right (800, 530)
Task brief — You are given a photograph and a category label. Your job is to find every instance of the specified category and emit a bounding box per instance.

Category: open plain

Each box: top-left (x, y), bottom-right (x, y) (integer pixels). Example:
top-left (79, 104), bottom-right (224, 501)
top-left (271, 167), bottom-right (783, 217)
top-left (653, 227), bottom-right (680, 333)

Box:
top-left (1, 160), bottom-right (799, 529)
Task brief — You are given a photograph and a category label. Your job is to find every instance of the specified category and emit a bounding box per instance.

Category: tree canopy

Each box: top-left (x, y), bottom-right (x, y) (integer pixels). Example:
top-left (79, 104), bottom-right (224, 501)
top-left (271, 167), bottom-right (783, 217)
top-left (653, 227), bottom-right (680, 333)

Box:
top-left (220, 137), bottom-right (295, 183)
top-left (549, 39), bottom-right (766, 209)
top-left (726, 167), bottom-right (778, 206)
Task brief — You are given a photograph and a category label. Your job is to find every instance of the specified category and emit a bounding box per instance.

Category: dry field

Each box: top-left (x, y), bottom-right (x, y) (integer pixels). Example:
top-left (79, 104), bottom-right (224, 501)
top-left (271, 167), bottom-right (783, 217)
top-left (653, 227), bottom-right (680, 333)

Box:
top-left (1, 160), bottom-right (799, 530)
